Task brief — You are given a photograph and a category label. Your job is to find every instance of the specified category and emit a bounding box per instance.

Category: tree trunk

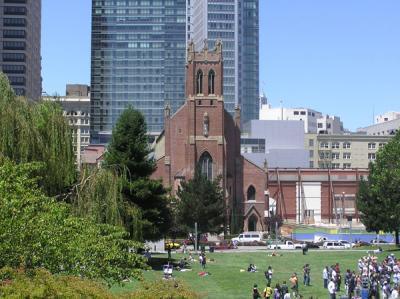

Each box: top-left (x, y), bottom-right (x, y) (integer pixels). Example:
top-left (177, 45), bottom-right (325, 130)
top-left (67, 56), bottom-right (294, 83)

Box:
top-left (395, 230), bottom-right (399, 245)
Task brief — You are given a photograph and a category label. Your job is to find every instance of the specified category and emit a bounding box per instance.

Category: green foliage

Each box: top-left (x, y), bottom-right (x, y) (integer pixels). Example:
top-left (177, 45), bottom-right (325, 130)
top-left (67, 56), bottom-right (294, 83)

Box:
top-left (102, 107), bottom-right (172, 241)
top-left (127, 178), bottom-right (172, 241)
top-left (0, 159), bottom-right (147, 284)
top-left (357, 131), bottom-right (400, 244)
top-left (0, 73), bottom-right (76, 196)
top-left (176, 170), bottom-right (225, 235)
top-left (104, 106), bottom-right (155, 180)
top-left (73, 167), bottom-right (125, 226)
top-left (0, 267), bottom-right (117, 298)
top-left (125, 280), bottom-right (201, 299)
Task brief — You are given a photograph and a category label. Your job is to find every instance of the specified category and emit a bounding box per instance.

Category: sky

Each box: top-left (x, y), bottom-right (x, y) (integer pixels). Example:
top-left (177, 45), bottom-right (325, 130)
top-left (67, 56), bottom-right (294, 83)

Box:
top-left (42, 0), bottom-right (400, 131)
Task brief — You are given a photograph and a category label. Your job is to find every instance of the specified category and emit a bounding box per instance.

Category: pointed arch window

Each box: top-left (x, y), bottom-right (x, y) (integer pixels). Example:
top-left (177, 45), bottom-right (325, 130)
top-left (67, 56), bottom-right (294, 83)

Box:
top-left (199, 152), bottom-right (213, 180)
top-left (196, 70), bottom-right (203, 94)
top-left (208, 70), bottom-right (215, 94)
top-left (247, 185), bottom-right (256, 201)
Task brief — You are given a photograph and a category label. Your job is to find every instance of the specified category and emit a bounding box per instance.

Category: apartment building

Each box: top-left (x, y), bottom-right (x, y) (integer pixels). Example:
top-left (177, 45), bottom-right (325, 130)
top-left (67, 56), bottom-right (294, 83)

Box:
top-left (306, 133), bottom-right (392, 169)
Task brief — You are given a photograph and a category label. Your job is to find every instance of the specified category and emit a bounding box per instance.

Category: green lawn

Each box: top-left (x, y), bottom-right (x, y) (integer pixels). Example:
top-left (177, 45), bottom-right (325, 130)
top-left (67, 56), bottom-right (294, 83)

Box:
top-left (112, 248), bottom-right (398, 298)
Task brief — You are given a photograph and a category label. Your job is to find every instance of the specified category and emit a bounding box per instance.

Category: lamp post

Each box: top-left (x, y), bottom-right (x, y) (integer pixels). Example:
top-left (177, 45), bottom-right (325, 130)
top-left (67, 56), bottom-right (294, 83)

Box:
top-left (341, 192), bottom-right (345, 228)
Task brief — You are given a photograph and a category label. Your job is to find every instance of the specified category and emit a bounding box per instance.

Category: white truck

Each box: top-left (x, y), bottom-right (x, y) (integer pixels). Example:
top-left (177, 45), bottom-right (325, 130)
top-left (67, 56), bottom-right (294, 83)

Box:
top-left (267, 241), bottom-right (303, 250)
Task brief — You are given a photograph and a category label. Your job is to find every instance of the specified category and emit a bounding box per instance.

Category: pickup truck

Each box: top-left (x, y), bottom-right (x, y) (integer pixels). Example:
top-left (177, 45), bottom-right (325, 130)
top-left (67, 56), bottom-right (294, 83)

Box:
top-left (267, 241), bottom-right (303, 250)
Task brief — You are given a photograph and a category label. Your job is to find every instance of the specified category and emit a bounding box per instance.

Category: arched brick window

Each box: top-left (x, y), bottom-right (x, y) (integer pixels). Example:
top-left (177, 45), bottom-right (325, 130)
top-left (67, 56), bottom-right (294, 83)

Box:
top-left (247, 185), bottom-right (256, 201)
top-left (196, 70), bottom-right (203, 94)
top-left (199, 151), bottom-right (212, 180)
top-left (208, 69), bottom-right (215, 94)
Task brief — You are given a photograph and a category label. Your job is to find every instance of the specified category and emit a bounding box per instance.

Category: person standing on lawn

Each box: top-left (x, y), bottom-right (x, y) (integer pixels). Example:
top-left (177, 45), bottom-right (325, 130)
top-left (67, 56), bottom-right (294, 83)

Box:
top-left (253, 284), bottom-right (261, 299)
top-left (328, 278), bottom-right (336, 299)
top-left (289, 273), bottom-right (299, 297)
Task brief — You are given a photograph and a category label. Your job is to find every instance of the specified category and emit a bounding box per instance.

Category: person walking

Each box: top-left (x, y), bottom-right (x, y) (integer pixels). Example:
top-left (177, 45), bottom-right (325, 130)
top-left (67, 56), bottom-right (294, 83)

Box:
top-left (253, 284), bottom-right (261, 299)
top-left (263, 283), bottom-right (273, 299)
top-left (303, 264), bottom-right (311, 286)
top-left (328, 278), bottom-right (336, 299)
top-left (265, 266), bottom-right (273, 286)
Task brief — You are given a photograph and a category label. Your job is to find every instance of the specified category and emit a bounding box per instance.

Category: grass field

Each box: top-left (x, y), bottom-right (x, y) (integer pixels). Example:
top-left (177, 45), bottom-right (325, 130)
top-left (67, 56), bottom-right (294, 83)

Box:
top-left (112, 248), bottom-right (398, 298)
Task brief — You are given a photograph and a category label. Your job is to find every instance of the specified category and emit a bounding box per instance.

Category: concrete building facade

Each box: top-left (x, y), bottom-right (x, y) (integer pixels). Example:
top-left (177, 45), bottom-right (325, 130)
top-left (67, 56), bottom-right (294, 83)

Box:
top-left (44, 89), bottom-right (91, 168)
top-left (375, 111), bottom-right (400, 124)
top-left (357, 118), bottom-right (400, 136)
top-left (241, 120), bottom-right (309, 169)
top-left (259, 103), bottom-right (322, 134)
top-left (0, 0), bottom-right (41, 99)
top-left (305, 133), bottom-right (392, 169)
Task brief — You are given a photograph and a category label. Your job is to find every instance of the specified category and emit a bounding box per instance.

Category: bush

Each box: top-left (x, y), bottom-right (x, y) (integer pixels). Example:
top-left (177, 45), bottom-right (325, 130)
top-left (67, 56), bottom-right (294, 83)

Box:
top-left (0, 267), bottom-right (116, 299)
top-left (125, 280), bottom-right (201, 299)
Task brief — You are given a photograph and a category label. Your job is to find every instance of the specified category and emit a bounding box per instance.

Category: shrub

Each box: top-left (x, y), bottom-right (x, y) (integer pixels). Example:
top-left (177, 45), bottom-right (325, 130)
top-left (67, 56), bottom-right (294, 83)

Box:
top-left (0, 267), bottom-right (116, 299)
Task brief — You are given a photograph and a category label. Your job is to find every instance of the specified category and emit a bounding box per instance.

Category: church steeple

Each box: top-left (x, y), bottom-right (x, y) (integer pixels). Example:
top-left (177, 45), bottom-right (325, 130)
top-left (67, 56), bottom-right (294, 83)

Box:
top-left (185, 40), bottom-right (223, 100)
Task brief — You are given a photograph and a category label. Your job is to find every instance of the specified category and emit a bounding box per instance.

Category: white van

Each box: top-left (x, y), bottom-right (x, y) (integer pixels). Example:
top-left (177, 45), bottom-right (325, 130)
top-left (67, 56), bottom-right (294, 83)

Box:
top-left (231, 232), bottom-right (262, 244)
top-left (322, 241), bottom-right (346, 249)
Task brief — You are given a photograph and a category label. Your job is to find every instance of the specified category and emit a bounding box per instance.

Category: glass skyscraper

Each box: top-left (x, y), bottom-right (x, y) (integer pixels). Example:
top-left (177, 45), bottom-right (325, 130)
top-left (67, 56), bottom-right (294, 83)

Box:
top-left (0, 0), bottom-right (41, 100)
top-left (91, 0), bottom-right (186, 142)
top-left (188, 0), bottom-right (259, 125)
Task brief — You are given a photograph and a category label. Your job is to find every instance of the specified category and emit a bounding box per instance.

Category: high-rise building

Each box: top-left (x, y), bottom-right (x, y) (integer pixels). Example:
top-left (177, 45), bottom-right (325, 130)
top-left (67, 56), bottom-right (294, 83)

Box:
top-left (0, 0), bottom-right (41, 100)
top-left (188, 0), bottom-right (259, 125)
top-left (91, 0), bottom-right (187, 143)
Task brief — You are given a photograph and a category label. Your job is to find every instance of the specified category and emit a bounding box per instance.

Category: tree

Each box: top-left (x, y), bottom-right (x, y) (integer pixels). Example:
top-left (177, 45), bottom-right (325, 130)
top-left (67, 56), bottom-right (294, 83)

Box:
top-left (103, 107), bottom-right (171, 241)
top-left (357, 131), bottom-right (400, 245)
top-left (0, 73), bottom-right (76, 196)
top-left (104, 106), bottom-right (155, 180)
top-left (176, 170), bottom-right (225, 238)
top-left (0, 159), bottom-right (146, 284)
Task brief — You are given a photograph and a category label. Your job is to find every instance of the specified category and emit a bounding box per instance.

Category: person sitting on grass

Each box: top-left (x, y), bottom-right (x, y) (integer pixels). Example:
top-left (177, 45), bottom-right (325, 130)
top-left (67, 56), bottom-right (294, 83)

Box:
top-left (248, 263), bottom-right (257, 272)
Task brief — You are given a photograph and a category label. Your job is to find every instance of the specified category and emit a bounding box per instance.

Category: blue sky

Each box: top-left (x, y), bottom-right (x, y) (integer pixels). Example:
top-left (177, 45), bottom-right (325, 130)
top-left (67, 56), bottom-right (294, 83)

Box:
top-left (42, 0), bottom-right (400, 131)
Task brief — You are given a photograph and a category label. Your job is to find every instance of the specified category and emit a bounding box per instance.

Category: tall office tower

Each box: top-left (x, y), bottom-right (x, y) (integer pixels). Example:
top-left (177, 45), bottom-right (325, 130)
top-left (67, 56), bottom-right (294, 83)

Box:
top-left (188, 0), bottom-right (259, 125)
top-left (0, 0), bottom-right (41, 100)
top-left (91, 0), bottom-right (187, 143)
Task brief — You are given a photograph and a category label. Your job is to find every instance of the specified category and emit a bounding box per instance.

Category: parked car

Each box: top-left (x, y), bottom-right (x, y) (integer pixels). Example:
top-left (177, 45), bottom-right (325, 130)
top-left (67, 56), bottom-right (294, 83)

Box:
top-left (322, 241), bottom-right (346, 249)
top-left (231, 232), bottom-right (263, 244)
top-left (371, 239), bottom-right (391, 245)
top-left (267, 241), bottom-right (303, 250)
top-left (338, 240), bottom-right (354, 248)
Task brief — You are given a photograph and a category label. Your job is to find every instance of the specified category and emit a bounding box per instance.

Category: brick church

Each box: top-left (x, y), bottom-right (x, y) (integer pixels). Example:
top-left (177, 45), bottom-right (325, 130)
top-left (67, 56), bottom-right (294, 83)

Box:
top-left (151, 40), bottom-right (268, 233)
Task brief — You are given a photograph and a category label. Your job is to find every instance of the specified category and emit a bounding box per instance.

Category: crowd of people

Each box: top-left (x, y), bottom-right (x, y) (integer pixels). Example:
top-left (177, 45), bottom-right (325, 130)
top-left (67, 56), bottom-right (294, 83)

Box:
top-left (323, 253), bottom-right (400, 298)
top-left (251, 252), bottom-right (400, 299)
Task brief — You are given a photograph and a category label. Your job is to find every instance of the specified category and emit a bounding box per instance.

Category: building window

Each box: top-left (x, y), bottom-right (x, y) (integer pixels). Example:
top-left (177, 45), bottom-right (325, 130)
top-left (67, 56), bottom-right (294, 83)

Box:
top-left (343, 153), bottom-right (351, 159)
top-left (199, 152), bottom-right (212, 180)
top-left (343, 142), bottom-right (351, 149)
top-left (208, 70), bottom-right (215, 94)
top-left (320, 142), bottom-right (329, 149)
top-left (368, 143), bottom-right (376, 149)
top-left (343, 163), bottom-right (351, 169)
top-left (247, 185), bottom-right (256, 201)
top-left (196, 70), bottom-right (203, 94)
top-left (304, 209), bottom-right (314, 217)
top-left (309, 150), bottom-right (314, 158)
top-left (309, 161), bottom-right (314, 168)
top-left (331, 163), bottom-right (340, 169)
top-left (332, 153), bottom-right (339, 159)
top-left (309, 139), bottom-right (314, 147)
top-left (368, 153), bottom-right (376, 160)
top-left (378, 143), bottom-right (385, 148)
top-left (318, 123), bottom-right (323, 128)
top-left (332, 142), bottom-right (340, 149)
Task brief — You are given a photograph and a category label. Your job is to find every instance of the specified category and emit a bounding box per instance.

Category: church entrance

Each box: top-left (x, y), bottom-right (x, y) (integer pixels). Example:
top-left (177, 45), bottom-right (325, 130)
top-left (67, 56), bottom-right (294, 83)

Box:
top-left (248, 214), bottom-right (258, 231)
